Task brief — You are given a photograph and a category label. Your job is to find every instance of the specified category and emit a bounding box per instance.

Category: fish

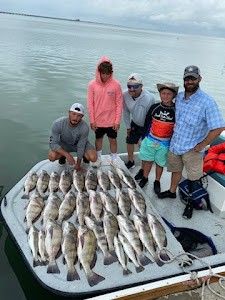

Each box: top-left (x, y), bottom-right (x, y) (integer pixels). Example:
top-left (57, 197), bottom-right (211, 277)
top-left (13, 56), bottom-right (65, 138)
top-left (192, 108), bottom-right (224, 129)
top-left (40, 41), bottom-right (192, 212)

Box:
top-left (25, 191), bottom-right (45, 232)
top-left (108, 169), bottom-right (122, 189)
top-left (73, 170), bottom-right (85, 192)
top-left (76, 192), bottom-right (90, 226)
top-left (62, 221), bottom-right (80, 281)
top-left (89, 190), bottom-right (103, 223)
top-left (59, 170), bottom-right (72, 195)
top-left (127, 188), bottom-right (146, 216)
top-left (133, 214), bottom-right (162, 265)
top-left (118, 233), bottom-right (144, 273)
top-left (85, 216), bottom-right (117, 265)
top-left (42, 193), bottom-right (61, 228)
top-left (36, 170), bottom-right (50, 198)
top-left (115, 167), bottom-right (136, 189)
top-left (22, 171), bottom-right (38, 199)
top-left (114, 235), bottom-right (132, 275)
top-left (117, 215), bottom-right (151, 266)
top-left (38, 229), bottom-right (48, 266)
top-left (99, 191), bottom-right (118, 216)
top-left (48, 171), bottom-right (60, 193)
top-left (28, 225), bottom-right (40, 267)
top-left (103, 210), bottom-right (119, 256)
top-left (58, 190), bottom-right (76, 225)
top-left (77, 226), bottom-right (105, 286)
top-left (116, 189), bottom-right (131, 218)
top-left (85, 168), bottom-right (98, 192)
top-left (147, 213), bottom-right (169, 262)
top-left (97, 169), bottom-right (110, 191)
top-left (45, 219), bottom-right (62, 274)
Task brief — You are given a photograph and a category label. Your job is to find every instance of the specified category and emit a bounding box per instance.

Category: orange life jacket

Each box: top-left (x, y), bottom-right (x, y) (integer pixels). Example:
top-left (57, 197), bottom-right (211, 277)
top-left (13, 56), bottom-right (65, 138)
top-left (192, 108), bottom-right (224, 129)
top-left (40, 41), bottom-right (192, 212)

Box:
top-left (203, 142), bottom-right (225, 174)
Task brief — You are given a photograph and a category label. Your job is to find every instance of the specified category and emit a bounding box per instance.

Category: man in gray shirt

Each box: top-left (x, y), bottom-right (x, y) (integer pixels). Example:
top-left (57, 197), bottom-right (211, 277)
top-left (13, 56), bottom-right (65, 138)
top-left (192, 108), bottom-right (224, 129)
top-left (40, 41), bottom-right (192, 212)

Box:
top-left (48, 103), bottom-right (97, 171)
top-left (123, 73), bottom-right (155, 169)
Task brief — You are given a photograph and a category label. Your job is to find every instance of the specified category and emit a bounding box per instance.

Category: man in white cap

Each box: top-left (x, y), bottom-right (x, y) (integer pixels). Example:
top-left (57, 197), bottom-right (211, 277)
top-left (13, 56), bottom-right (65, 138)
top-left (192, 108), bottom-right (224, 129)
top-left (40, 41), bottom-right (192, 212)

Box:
top-left (123, 73), bottom-right (155, 169)
top-left (48, 102), bottom-right (97, 171)
top-left (158, 65), bottom-right (225, 219)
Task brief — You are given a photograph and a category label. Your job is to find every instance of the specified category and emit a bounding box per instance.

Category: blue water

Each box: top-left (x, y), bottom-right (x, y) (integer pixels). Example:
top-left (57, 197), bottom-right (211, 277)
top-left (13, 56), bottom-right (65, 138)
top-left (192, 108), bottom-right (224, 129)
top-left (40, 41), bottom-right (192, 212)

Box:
top-left (0, 13), bottom-right (225, 299)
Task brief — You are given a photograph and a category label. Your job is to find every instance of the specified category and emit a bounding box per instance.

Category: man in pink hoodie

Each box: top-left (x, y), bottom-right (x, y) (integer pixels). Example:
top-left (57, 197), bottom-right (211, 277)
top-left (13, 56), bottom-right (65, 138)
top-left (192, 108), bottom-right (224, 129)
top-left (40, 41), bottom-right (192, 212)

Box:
top-left (87, 56), bottom-right (123, 164)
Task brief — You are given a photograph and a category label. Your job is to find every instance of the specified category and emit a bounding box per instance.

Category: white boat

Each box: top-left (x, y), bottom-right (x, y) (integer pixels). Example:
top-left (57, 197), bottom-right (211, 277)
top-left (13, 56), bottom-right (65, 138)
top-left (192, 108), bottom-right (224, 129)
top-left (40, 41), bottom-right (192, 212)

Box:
top-left (1, 133), bottom-right (225, 299)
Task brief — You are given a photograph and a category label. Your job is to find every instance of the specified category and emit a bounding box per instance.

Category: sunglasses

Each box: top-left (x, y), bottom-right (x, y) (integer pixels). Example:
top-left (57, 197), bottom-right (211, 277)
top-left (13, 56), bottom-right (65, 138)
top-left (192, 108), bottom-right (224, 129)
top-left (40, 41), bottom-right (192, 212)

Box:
top-left (127, 84), bottom-right (142, 90)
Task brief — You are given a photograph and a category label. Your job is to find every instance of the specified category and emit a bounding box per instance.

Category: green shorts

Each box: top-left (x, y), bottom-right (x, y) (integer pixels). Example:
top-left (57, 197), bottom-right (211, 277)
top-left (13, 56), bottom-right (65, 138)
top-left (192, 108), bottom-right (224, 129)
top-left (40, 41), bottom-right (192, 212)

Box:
top-left (139, 137), bottom-right (169, 167)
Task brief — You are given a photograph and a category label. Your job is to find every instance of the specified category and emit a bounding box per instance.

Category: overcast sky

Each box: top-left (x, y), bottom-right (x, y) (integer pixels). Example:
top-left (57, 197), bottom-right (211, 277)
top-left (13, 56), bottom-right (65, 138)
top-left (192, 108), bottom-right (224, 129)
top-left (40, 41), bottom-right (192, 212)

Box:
top-left (1, 0), bottom-right (225, 37)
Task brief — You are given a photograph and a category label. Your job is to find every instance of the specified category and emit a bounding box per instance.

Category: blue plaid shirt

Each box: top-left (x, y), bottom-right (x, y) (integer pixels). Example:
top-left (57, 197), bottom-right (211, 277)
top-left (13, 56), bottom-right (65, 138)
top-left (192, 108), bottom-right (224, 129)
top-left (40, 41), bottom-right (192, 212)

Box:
top-left (170, 88), bottom-right (225, 155)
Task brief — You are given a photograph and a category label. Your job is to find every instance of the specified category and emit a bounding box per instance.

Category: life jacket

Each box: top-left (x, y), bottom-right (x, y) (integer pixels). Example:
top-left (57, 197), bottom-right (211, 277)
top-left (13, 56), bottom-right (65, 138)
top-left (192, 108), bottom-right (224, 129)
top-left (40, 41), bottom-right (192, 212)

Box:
top-left (203, 142), bottom-right (225, 174)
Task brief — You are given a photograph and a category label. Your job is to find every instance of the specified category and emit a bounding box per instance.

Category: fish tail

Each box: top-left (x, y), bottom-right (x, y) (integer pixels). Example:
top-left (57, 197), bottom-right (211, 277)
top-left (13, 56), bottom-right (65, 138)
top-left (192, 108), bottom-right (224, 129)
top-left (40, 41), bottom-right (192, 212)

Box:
top-left (109, 250), bottom-right (117, 258)
top-left (138, 253), bottom-right (152, 266)
top-left (103, 252), bottom-right (117, 265)
top-left (123, 268), bottom-right (132, 276)
top-left (158, 251), bottom-right (170, 262)
top-left (154, 255), bottom-right (164, 266)
top-left (47, 260), bottom-right (60, 274)
top-left (67, 267), bottom-right (80, 281)
top-left (135, 265), bottom-right (144, 273)
top-left (87, 270), bottom-right (105, 287)
top-left (33, 259), bottom-right (40, 267)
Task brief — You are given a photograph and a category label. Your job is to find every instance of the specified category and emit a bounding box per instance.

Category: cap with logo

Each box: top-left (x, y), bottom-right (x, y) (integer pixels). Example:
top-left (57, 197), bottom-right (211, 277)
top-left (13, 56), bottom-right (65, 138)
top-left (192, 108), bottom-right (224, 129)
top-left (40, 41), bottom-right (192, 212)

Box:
top-left (127, 73), bottom-right (143, 84)
top-left (183, 65), bottom-right (201, 79)
top-left (69, 103), bottom-right (85, 115)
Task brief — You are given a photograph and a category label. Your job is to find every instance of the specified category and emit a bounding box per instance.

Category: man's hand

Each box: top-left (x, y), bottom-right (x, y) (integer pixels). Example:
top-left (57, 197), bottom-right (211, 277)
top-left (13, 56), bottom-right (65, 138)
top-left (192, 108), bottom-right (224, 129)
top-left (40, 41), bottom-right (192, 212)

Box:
top-left (113, 124), bottom-right (120, 131)
top-left (66, 153), bottom-right (76, 165)
top-left (194, 141), bottom-right (207, 152)
top-left (91, 123), bottom-right (97, 131)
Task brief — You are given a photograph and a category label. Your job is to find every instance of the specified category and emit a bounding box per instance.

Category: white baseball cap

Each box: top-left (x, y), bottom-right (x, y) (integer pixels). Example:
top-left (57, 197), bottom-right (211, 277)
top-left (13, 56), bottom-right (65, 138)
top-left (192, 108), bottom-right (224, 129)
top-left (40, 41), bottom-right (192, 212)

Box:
top-left (69, 103), bottom-right (85, 115)
top-left (127, 73), bottom-right (143, 84)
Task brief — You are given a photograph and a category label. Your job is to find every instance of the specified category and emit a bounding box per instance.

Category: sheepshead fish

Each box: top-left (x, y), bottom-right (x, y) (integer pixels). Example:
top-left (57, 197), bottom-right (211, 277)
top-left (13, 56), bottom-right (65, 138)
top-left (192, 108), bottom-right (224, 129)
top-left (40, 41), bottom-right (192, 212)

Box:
top-left (147, 213), bottom-right (169, 262)
top-left (28, 225), bottom-right (40, 267)
top-left (58, 190), bottom-right (76, 225)
top-left (73, 170), bottom-right (85, 192)
top-left (22, 172), bottom-right (38, 199)
top-left (108, 169), bottom-right (122, 189)
top-left (36, 170), bottom-right (50, 198)
top-left (103, 210), bottom-right (119, 256)
top-left (62, 222), bottom-right (80, 281)
top-left (77, 226), bottom-right (105, 287)
top-left (114, 235), bottom-right (132, 275)
top-left (97, 169), bottom-right (110, 191)
top-left (48, 171), bottom-right (60, 193)
top-left (85, 216), bottom-right (117, 265)
top-left (116, 189), bottom-right (131, 218)
top-left (38, 229), bottom-right (48, 266)
top-left (115, 167), bottom-right (136, 189)
top-left (76, 192), bottom-right (90, 226)
top-left (45, 219), bottom-right (62, 274)
top-left (59, 170), bottom-right (72, 195)
top-left (89, 190), bottom-right (103, 223)
top-left (42, 193), bottom-right (61, 228)
top-left (118, 233), bottom-right (144, 273)
top-left (99, 191), bottom-right (118, 216)
top-left (25, 191), bottom-right (44, 232)
top-left (85, 168), bottom-right (98, 192)
top-left (128, 188), bottom-right (146, 216)
top-left (117, 215), bottom-right (151, 266)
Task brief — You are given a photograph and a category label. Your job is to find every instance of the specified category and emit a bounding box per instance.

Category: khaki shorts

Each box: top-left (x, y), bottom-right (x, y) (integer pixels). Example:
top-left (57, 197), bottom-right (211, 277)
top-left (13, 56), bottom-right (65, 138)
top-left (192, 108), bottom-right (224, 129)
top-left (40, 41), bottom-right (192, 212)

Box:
top-left (167, 150), bottom-right (203, 180)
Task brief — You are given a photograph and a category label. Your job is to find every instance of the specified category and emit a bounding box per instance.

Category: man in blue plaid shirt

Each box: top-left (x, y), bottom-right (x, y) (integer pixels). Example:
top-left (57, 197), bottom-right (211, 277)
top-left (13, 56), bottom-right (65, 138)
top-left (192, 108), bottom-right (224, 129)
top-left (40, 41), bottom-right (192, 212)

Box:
top-left (158, 65), bottom-right (225, 219)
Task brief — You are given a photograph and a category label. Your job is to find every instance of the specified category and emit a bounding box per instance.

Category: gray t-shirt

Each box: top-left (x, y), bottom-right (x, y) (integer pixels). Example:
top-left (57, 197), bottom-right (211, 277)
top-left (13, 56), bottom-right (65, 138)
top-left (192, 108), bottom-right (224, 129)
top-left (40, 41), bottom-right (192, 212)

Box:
top-left (123, 89), bottom-right (155, 128)
top-left (49, 117), bottom-right (90, 159)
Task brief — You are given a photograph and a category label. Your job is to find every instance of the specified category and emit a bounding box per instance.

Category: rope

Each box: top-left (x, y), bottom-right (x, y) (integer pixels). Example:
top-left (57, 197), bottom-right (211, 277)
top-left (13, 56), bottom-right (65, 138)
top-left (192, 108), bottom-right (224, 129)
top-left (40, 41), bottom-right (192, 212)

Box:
top-left (158, 247), bottom-right (225, 299)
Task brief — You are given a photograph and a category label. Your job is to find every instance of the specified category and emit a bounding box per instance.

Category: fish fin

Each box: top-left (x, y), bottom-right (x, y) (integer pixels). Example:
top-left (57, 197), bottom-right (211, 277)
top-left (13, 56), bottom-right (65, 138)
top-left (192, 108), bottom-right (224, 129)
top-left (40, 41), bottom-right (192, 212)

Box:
top-left (33, 259), bottom-right (40, 267)
top-left (67, 267), bottom-right (80, 281)
top-left (123, 268), bottom-right (132, 276)
top-left (135, 265), bottom-right (145, 273)
top-left (154, 255), bottom-right (164, 267)
top-left (158, 251), bottom-right (170, 262)
top-left (87, 270), bottom-right (105, 287)
top-left (62, 256), bottom-right (66, 265)
top-left (21, 194), bottom-right (29, 199)
top-left (56, 249), bottom-right (62, 259)
top-left (90, 252), bottom-right (97, 269)
top-left (47, 260), bottom-right (60, 274)
top-left (109, 250), bottom-right (117, 258)
top-left (103, 252), bottom-right (118, 265)
top-left (138, 253), bottom-right (152, 266)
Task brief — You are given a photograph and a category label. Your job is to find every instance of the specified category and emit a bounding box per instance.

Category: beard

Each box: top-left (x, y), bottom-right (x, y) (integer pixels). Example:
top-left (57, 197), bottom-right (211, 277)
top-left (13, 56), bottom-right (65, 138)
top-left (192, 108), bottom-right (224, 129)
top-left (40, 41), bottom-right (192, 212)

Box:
top-left (184, 82), bottom-right (199, 94)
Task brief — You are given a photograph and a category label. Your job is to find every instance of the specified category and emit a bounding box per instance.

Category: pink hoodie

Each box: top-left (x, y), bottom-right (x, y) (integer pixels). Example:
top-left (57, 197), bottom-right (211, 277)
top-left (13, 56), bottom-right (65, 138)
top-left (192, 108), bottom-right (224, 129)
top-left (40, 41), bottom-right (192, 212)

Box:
top-left (87, 56), bottom-right (123, 127)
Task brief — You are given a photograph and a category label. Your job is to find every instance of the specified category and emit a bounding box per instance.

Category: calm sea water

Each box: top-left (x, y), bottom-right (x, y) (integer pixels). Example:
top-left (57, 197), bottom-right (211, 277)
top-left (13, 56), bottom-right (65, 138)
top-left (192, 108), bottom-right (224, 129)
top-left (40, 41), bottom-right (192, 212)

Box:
top-left (0, 14), bottom-right (225, 299)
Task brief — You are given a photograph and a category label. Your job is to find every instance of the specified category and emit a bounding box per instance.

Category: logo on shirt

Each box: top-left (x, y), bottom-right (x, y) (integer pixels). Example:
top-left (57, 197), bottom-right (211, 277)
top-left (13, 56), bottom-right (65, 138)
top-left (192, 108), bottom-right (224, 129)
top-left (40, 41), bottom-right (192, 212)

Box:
top-left (107, 90), bottom-right (115, 97)
top-left (155, 111), bottom-right (173, 121)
